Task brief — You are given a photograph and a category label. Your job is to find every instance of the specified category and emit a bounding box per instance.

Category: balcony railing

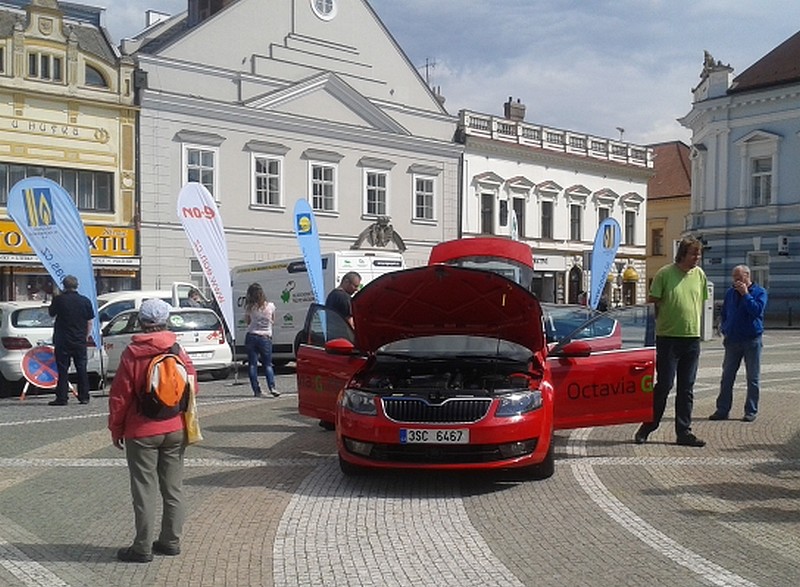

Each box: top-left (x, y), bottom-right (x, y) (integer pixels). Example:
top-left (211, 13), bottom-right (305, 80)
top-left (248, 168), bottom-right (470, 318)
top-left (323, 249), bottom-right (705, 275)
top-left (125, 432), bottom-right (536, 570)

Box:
top-left (459, 110), bottom-right (654, 168)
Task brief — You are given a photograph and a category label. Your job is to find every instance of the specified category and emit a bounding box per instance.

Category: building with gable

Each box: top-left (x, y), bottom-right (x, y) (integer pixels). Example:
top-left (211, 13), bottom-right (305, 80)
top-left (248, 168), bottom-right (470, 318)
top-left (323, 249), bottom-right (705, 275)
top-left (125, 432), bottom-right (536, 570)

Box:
top-left (0, 0), bottom-right (137, 299)
top-left (680, 36), bottom-right (800, 324)
top-left (457, 99), bottom-right (652, 305)
top-left (122, 0), bottom-right (461, 290)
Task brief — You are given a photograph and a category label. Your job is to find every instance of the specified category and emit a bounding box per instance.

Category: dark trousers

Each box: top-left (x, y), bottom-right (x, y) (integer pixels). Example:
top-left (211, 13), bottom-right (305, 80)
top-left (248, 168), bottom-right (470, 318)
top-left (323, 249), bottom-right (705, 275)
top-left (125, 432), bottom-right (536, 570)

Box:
top-left (54, 342), bottom-right (89, 402)
top-left (641, 336), bottom-right (701, 438)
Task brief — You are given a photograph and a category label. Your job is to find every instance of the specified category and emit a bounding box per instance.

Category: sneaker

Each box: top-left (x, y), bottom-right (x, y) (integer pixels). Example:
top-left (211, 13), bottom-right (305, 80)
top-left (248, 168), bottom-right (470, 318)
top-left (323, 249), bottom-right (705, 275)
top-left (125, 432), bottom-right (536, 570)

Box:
top-left (742, 414), bottom-right (757, 422)
top-left (270, 389), bottom-right (280, 397)
top-left (708, 412), bottom-right (728, 421)
top-left (634, 426), bottom-right (650, 445)
top-left (676, 433), bottom-right (706, 447)
top-left (152, 541), bottom-right (180, 556)
top-left (116, 547), bottom-right (153, 563)
top-left (48, 399), bottom-right (68, 406)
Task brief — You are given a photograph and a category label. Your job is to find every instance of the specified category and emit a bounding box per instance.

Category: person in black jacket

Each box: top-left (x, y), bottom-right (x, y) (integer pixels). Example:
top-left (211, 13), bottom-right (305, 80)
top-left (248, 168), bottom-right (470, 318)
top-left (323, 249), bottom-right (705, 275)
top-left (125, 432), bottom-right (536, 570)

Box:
top-left (48, 275), bottom-right (94, 405)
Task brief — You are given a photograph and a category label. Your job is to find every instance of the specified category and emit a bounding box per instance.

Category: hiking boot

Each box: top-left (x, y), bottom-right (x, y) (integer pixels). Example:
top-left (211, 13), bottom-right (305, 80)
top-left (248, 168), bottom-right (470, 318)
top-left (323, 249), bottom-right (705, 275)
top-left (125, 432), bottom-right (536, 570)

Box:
top-left (116, 547), bottom-right (152, 563)
top-left (152, 541), bottom-right (180, 556)
top-left (676, 433), bottom-right (706, 447)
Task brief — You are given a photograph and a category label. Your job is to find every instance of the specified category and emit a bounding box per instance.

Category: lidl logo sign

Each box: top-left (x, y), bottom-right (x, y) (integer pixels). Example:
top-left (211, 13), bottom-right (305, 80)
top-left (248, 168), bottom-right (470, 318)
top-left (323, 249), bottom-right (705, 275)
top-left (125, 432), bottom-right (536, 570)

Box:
top-left (296, 213), bottom-right (312, 235)
top-left (24, 188), bottom-right (55, 227)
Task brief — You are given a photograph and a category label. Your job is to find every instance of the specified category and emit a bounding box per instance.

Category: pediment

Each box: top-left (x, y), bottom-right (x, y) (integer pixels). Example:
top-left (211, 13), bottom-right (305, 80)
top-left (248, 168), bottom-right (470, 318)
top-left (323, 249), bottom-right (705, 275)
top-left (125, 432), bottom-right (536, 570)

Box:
top-left (244, 72), bottom-right (409, 134)
top-left (734, 130), bottom-right (781, 146)
top-left (536, 180), bottom-right (562, 195)
top-left (473, 171), bottom-right (505, 186)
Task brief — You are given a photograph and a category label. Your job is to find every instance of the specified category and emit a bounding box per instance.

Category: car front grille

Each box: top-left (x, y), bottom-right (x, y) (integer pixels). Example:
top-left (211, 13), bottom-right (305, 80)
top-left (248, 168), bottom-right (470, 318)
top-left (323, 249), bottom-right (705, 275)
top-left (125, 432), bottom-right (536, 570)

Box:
top-left (381, 397), bottom-right (492, 424)
top-left (359, 439), bottom-right (538, 464)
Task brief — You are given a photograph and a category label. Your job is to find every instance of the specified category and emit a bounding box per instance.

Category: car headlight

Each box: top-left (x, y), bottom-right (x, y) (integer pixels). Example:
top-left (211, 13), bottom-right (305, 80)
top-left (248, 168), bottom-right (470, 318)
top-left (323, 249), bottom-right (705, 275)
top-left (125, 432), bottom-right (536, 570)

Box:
top-left (495, 390), bottom-right (543, 417)
top-left (341, 388), bottom-right (377, 416)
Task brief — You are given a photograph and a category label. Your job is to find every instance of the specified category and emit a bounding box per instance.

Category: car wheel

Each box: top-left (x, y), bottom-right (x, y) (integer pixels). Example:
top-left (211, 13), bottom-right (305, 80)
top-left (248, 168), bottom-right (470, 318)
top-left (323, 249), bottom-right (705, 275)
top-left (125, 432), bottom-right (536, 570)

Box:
top-left (89, 374), bottom-right (103, 391)
top-left (0, 374), bottom-right (24, 398)
top-left (526, 442), bottom-right (555, 480)
top-left (339, 455), bottom-right (365, 476)
top-left (210, 367), bottom-right (231, 380)
top-left (318, 419), bottom-right (335, 431)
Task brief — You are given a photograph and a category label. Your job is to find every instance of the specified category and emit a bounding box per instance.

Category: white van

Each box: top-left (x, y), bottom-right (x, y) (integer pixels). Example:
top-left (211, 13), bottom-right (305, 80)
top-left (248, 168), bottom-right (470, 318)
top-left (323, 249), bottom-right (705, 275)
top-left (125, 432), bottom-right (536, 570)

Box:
top-left (231, 250), bottom-right (405, 364)
top-left (97, 283), bottom-right (210, 327)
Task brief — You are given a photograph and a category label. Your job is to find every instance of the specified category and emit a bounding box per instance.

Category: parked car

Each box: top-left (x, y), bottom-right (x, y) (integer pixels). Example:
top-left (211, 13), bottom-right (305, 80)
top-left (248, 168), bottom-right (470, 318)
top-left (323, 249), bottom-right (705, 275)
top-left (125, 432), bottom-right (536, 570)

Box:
top-left (0, 301), bottom-right (104, 397)
top-left (102, 307), bottom-right (232, 380)
top-left (97, 283), bottom-right (210, 327)
top-left (295, 265), bottom-right (655, 478)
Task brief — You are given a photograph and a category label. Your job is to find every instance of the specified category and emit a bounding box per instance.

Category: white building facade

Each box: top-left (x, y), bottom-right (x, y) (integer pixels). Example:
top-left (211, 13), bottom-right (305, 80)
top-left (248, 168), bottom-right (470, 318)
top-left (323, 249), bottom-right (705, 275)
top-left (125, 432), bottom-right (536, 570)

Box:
top-left (123, 0), bottom-right (460, 290)
top-left (458, 104), bottom-right (652, 305)
top-left (680, 41), bottom-right (800, 324)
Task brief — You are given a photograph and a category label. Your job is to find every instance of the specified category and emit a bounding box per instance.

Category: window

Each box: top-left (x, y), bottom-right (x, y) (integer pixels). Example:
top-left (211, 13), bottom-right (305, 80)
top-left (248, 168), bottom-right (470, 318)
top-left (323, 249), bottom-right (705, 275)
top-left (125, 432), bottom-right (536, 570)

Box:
top-left (364, 170), bottom-right (387, 216)
top-left (541, 201), bottom-right (553, 239)
top-left (747, 251), bottom-right (769, 289)
top-left (252, 154), bottom-right (281, 206)
top-left (624, 210), bottom-right (636, 245)
top-left (414, 176), bottom-right (435, 220)
top-left (311, 163), bottom-right (336, 212)
top-left (651, 227), bottom-right (664, 256)
top-left (0, 47), bottom-right (4, 73)
top-left (0, 162), bottom-right (112, 211)
top-left (598, 207), bottom-right (609, 225)
top-left (570, 204), bottom-right (582, 241)
top-left (85, 64), bottom-right (108, 88)
top-left (512, 197), bottom-right (525, 239)
top-left (311, 0), bottom-right (337, 20)
top-left (190, 259), bottom-right (210, 297)
top-left (751, 157), bottom-right (772, 206)
top-left (27, 52), bottom-right (63, 82)
top-left (480, 194), bottom-right (494, 235)
top-left (499, 200), bottom-right (509, 227)
top-left (184, 145), bottom-right (217, 198)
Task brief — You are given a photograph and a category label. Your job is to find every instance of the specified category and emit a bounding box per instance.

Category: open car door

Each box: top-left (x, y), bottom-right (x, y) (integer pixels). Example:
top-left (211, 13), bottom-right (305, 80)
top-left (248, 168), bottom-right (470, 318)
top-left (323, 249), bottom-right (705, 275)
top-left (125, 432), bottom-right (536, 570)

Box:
top-left (549, 304), bottom-right (655, 430)
top-left (295, 304), bottom-right (367, 427)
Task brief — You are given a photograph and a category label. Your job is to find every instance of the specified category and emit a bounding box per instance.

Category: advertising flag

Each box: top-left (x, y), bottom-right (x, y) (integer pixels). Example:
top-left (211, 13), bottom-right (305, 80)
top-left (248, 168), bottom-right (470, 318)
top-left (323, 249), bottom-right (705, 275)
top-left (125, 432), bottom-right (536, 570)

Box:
top-left (176, 183), bottom-right (234, 337)
top-left (588, 218), bottom-right (621, 311)
top-left (7, 177), bottom-right (101, 345)
top-left (293, 199), bottom-right (325, 305)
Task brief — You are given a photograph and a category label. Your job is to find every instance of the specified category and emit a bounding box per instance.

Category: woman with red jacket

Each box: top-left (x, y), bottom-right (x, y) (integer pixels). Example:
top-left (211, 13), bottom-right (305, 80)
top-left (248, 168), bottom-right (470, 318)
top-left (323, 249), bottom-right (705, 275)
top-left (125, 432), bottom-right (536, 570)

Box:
top-left (108, 298), bottom-right (197, 563)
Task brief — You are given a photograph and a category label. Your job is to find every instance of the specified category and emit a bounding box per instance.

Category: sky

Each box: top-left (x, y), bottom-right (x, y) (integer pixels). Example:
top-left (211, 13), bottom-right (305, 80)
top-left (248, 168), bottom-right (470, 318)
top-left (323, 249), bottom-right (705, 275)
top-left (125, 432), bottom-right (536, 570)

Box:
top-left (87, 0), bottom-right (800, 146)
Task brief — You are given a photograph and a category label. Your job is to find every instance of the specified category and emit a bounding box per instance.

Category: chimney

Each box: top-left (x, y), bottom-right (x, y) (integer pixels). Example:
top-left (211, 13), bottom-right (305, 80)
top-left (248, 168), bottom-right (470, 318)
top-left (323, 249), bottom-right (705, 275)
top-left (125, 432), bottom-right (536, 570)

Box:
top-left (504, 97), bottom-right (526, 122)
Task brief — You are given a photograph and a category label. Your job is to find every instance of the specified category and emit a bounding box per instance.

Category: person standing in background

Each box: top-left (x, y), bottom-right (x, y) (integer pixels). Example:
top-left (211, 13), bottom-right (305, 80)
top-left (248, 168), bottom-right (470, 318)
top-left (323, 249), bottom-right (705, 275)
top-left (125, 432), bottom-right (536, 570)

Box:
top-left (325, 271), bottom-right (362, 329)
top-left (709, 265), bottom-right (768, 422)
top-left (48, 275), bottom-right (94, 406)
top-left (635, 236), bottom-right (708, 447)
top-left (244, 283), bottom-right (279, 397)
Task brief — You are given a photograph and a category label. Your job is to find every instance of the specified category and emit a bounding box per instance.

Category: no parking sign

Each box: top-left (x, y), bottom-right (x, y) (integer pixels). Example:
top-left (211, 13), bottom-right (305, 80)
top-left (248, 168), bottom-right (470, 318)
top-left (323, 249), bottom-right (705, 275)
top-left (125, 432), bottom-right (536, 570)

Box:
top-left (21, 345), bottom-right (59, 389)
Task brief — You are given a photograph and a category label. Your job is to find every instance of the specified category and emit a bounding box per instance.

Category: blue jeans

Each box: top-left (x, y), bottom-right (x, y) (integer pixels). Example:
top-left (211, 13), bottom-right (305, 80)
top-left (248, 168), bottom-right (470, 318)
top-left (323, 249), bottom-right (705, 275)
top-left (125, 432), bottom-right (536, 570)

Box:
top-left (641, 336), bottom-right (701, 438)
top-left (245, 332), bottom-right (275, 395)
top-left (715, 336), bottom-right (762, 417)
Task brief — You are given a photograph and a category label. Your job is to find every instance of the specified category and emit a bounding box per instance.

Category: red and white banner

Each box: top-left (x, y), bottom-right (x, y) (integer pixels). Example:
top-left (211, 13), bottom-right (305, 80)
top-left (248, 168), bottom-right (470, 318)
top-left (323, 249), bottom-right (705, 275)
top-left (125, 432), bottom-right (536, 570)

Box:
top-left (176, 183), bottom-right (234, 337)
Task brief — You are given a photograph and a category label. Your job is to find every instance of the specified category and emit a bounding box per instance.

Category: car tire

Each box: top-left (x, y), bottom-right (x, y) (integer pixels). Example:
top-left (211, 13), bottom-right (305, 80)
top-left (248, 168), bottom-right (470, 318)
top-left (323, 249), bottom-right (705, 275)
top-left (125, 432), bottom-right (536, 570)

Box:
top-left (526, 442), bottom-right (555, 480)
top-left (318, 419), bottom-right (335, 431)
top-left (339, 455), bottom-right (365, 477)
top-left (0, 374), bottom-right (24, 398)
top-left (209, 367), bottom-right (231, 380)
top-left (89, 374), bottom-right (103, 391)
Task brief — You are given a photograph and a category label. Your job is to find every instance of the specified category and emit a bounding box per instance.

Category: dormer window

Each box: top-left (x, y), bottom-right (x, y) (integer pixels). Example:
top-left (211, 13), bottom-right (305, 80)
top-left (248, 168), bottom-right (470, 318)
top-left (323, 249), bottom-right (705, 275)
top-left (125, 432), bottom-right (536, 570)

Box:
top-left (28, 52), bottom-right (63, 82)
top-left (85, 64), bottom-right (108, 88)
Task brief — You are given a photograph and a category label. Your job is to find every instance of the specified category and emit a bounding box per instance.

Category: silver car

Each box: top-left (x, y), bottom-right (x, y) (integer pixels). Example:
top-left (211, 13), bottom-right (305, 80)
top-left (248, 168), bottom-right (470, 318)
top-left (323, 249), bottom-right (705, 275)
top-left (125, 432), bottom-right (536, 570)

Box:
top-left (102, 307), bottom-right (232, 380)
top-left (0, 301), bottom-right (105, 397)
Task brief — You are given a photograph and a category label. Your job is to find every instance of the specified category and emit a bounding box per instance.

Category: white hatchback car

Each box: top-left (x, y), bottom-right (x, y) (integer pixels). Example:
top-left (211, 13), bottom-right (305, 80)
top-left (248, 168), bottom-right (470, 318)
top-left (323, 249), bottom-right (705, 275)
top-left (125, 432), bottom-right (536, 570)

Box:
top-left (102, 307), bottom-right (232, 380)
top-left (0, 301), bottom-right (105, 397)
top-left (97, 283), bottom-right (211, 327)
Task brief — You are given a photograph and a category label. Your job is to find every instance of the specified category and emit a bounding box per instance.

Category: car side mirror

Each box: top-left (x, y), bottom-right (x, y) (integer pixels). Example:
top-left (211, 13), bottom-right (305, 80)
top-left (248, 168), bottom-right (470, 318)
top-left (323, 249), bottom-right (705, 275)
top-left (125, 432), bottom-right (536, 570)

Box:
top-left (325, 338), bottom-right (358, 355)
top-left (551, 340), bottom-right (592, 358)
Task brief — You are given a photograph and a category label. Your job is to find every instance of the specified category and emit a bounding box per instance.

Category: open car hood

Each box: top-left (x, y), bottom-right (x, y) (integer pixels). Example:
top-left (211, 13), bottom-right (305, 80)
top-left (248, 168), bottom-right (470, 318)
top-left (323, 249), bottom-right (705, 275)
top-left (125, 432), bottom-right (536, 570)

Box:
top-left (352, 265), bottom-right (545, 353)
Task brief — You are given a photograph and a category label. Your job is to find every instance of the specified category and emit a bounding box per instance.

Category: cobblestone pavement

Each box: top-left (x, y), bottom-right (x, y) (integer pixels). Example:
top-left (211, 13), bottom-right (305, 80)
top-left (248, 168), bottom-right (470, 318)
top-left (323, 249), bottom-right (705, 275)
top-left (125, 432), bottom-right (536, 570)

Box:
top-left (0, 331), bottom-right (797, 586)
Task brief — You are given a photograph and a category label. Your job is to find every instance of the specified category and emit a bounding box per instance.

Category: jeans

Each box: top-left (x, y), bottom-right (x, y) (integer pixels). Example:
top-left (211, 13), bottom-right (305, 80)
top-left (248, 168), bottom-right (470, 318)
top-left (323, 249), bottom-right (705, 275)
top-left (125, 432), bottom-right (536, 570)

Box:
top-left (125, 430), bottom-right (185, 555)
top-left (245, 332), bottom-right (275, 395)
top-left (641, 336), bottom-right (701, 438)
top-left (716, 336), bottom-right (762, 417)
top-left (54, 341), bottom-right (89, 403)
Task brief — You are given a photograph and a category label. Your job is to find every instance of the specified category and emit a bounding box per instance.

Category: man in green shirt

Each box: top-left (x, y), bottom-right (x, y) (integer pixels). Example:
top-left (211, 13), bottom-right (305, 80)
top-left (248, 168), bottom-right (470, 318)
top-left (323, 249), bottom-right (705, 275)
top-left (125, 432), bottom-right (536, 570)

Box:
top-left (635, 236), bottom-right (708, 447)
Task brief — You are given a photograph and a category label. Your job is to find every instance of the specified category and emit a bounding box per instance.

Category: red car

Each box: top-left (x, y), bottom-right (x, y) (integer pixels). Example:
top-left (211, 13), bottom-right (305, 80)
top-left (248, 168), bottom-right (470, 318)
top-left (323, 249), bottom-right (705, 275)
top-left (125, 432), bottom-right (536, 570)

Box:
top-left (296, 262), bottom-right (654, 479)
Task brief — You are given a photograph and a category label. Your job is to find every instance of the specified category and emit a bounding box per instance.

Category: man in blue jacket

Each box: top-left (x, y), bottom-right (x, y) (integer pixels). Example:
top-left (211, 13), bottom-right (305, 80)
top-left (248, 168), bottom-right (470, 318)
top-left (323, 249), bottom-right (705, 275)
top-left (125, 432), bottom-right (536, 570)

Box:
top-left (709, 265), bottom-right (768, 422)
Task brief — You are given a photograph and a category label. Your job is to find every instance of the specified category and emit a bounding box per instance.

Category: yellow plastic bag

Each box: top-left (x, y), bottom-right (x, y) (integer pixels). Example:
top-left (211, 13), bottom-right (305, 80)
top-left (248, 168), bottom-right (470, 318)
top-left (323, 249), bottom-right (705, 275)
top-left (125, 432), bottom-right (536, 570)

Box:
top-left (183, 384), bottom-right (202, 445)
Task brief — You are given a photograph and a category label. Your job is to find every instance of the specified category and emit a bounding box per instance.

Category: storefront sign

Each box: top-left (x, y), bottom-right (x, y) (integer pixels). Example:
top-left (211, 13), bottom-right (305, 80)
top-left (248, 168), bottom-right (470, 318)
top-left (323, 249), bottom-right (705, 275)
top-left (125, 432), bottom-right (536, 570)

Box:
top-left (6, 116), bottom-right (109, 143)
top-left (0, 221), bottom-right (135, 257)
top-left (532, 255), bottom-right (567, 271)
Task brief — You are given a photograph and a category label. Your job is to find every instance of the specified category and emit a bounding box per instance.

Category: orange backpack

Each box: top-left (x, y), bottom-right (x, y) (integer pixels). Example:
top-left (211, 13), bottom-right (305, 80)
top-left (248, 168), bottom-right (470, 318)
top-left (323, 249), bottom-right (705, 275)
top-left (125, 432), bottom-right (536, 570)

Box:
top-left (139, 343), bottom-right (191, 420)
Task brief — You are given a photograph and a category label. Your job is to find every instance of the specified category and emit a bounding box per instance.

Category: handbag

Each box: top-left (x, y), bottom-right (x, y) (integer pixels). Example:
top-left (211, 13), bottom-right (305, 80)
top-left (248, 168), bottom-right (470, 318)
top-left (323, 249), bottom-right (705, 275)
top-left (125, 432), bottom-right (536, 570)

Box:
top-left (183, 381), bottom-right (203, 445)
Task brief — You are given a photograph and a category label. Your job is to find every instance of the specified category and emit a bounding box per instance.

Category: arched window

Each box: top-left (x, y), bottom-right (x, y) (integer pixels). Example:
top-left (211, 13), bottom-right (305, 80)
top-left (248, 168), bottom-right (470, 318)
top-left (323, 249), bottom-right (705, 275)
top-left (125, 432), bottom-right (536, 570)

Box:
top-left (85, 64), bottom-right (107, 88)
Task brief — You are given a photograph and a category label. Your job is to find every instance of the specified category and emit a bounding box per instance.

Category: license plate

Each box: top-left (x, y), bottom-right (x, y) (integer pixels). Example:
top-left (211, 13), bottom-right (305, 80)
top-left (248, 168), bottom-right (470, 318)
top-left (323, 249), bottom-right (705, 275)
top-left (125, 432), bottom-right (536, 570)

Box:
top-left (400, 429), bottom-right (469, 444)
top-left (188, 352), bottom-right (213, 359)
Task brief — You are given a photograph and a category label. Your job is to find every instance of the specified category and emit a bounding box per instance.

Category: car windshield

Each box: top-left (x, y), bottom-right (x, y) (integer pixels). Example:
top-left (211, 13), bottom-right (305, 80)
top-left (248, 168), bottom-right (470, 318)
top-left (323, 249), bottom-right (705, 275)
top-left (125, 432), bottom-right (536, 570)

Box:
top-left (377, 335), bottom-right (531, 361)
top-left (167, 311), bottom-right (221, 332)
top-left (541, 304), bottom-right (615, 343)
top-left (12, 307), bottom-right (54, 328)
